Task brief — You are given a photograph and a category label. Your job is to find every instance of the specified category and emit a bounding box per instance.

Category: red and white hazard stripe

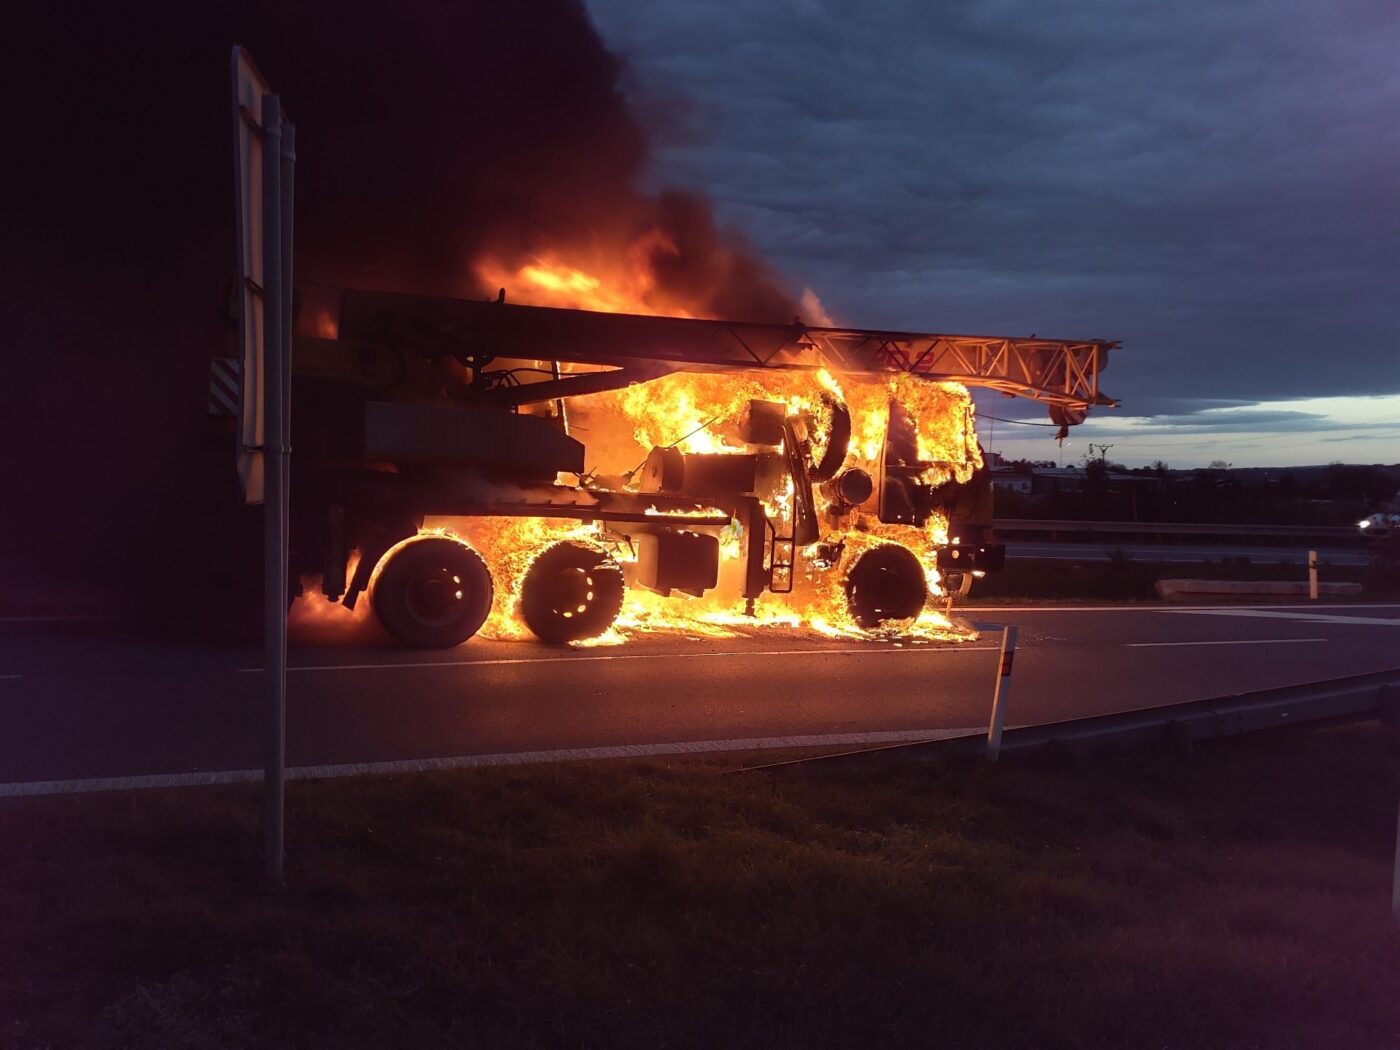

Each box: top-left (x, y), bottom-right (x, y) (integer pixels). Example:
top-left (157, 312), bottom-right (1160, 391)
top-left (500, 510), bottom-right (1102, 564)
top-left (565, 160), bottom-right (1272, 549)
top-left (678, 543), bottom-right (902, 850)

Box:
top-left (209, 358), bottom-right (241, 417)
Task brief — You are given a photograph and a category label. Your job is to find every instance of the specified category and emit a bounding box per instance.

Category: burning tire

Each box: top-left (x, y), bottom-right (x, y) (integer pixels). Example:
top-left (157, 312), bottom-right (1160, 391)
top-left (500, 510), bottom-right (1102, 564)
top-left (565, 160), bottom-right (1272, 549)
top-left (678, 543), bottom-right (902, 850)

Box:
top-left (371, 537), bottom-right (494, 648)
top-left (843, 543), bottom-right (928, 631)
top-left (808, 395), bottom-right (852, 482)
top-left (520, 541), bottom-right (625, 644)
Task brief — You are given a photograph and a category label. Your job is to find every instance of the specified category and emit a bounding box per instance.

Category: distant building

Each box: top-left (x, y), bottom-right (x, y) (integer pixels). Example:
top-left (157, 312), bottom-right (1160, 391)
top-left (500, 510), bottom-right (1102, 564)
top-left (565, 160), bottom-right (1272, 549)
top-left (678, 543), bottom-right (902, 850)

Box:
top-left (1028, 467), bottom-right (1087, 494)
top-left (989, 466), bottom-right (1163, 496)
top-left (989, 467), bottom-right (1031, 494)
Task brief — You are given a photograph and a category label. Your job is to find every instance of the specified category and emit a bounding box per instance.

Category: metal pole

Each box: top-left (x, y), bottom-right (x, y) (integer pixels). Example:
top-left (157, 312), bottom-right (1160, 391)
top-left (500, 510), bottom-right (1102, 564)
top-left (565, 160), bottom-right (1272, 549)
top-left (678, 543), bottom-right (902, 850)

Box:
top-left (260, 95), bottom-right (288, 889)
top-left (1308, 549), bottom-right (1319, 601)
top-left (986, 625), bottom-right (1018, 761)
top-left (1393, 798), bottom-right (1400, 921)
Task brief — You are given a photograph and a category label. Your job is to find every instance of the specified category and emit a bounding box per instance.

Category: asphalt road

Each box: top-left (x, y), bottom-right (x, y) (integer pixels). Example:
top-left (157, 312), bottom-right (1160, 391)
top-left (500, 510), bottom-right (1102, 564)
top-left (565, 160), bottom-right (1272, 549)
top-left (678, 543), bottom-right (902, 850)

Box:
top-left (1004, 541), bottom-right (1369, 565)
top-left (2, 603), bottom-right (1396, 790)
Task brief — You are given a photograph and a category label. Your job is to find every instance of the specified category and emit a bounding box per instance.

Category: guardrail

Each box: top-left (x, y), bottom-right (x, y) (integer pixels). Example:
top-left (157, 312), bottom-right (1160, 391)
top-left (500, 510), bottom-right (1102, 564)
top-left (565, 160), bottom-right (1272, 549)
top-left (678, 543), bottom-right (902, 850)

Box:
top-left (991, 667), bottom-right (1399, 755)
top-left (993, 518), bottom-right (1360, 541)
top-left (740, 668), bottom-right (1400, 773)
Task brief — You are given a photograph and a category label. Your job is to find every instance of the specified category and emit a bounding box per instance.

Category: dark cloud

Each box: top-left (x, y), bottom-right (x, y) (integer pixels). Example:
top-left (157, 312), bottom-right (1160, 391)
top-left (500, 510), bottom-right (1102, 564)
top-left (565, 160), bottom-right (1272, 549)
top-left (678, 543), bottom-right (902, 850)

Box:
top-left (589, 0), bottom-right (1400, 409)
top-left (1320, 432), bottom-right (1399, 444)
top-left (977, 394), bottom-right (1270, 423)
top-left (1131, 410), bottom-right (1330, 430)
top-left (1088, 411), bottom-right (1396, 436)
top-left (4, 0), bottom-right (1396, 592)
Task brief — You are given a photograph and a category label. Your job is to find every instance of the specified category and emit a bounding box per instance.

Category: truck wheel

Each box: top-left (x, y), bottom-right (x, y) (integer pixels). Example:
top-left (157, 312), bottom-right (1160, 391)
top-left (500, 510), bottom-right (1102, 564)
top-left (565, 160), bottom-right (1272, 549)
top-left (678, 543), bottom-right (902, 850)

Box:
top-left (371, 537), bottom-right (493, 648)
top-left (844, 543), bottom-right (928, 630)
top-left (520, 541), bottom-right (624, 644)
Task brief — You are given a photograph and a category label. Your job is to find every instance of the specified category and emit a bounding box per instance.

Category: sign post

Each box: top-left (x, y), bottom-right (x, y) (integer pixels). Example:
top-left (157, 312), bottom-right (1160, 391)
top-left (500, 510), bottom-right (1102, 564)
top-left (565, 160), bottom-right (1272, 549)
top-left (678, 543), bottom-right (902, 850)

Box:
top-left (1393, 803), bottom-right (1400, 921)
top-left (231, 47), bottom-right (295, 887)
top-left (1308, 549), bottom-right (1319, 601)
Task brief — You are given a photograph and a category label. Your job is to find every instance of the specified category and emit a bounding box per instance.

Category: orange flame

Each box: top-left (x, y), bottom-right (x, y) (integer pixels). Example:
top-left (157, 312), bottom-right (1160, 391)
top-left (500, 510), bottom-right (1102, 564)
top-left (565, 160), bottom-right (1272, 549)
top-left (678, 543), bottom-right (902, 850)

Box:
top-left (475, 230), bottom-right (697, 317)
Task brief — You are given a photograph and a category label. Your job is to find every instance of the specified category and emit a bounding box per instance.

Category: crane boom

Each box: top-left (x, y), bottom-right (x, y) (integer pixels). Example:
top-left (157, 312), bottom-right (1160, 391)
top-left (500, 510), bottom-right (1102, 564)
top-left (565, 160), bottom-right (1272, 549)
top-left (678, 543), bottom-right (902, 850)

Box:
top-left (324, 289), bottom-right (1118, 413)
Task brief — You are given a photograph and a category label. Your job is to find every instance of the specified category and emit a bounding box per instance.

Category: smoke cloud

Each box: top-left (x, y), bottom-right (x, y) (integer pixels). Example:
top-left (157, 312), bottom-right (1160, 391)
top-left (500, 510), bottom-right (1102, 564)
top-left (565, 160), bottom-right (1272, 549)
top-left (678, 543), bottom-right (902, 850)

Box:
top-left (1, 0), bottom-right (796, 608)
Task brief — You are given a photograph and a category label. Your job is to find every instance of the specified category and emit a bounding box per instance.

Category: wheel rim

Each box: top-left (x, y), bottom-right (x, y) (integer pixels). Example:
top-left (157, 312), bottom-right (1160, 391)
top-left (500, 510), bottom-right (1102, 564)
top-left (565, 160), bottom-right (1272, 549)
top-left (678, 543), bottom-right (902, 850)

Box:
top-left (520, 541), bottom-right (625, 643)
top-left (405, 565), bottom-right (471, 627)
top-left (550, 567), bottom-right (599, 621)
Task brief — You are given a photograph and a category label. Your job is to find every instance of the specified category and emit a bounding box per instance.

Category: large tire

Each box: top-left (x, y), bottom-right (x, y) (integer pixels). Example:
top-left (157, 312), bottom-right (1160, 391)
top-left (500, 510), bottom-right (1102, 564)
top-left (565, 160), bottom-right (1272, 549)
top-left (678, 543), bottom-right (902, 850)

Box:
top-left (371, 537), bottom-right (493, 648)
top-left (520, 541), bottom-right (625, 644)
top-left (844, 543), bottom-right (928, 631)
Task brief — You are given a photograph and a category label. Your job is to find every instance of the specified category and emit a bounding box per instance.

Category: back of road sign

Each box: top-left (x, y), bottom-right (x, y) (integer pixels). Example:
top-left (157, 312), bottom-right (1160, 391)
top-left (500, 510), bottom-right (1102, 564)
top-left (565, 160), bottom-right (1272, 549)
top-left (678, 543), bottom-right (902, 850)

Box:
top-left (230, 46), bottom-right (273, 504)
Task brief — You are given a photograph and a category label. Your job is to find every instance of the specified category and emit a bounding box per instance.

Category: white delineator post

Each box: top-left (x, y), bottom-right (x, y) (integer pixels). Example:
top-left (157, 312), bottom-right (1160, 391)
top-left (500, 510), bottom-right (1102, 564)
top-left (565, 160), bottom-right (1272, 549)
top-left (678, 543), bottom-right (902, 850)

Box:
top-left (986, 625), bottom-right (1018, 761)
top-left (1308, 549), bottom-right (1319, 601)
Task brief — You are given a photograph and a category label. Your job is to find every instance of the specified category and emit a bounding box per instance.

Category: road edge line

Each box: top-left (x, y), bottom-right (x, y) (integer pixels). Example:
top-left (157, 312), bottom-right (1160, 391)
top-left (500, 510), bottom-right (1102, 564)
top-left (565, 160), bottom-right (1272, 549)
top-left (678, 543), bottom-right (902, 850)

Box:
top-left (0, 727), bottom-right (985, 798)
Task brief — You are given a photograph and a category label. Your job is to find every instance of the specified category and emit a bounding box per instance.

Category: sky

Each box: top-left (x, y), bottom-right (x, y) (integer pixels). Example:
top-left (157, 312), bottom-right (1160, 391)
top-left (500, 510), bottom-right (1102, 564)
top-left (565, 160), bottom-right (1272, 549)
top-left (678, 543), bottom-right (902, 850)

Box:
top-left (586, 0), bottom-right (1399, 467)
top-left (1, 0), bottom-right (1396, 594)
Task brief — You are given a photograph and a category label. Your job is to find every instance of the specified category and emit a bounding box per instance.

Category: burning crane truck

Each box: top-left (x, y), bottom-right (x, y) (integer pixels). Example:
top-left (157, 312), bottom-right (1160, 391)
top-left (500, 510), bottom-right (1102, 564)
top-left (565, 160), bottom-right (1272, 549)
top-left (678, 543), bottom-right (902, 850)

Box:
top-left (281, 290), bottom-right (1117, 647)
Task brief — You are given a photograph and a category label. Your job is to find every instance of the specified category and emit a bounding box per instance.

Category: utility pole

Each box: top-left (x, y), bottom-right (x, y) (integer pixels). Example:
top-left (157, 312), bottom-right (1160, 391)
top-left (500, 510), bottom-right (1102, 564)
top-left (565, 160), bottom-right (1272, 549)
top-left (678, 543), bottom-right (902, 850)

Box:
top-left (1089, 443), bottom-right (1114, 463)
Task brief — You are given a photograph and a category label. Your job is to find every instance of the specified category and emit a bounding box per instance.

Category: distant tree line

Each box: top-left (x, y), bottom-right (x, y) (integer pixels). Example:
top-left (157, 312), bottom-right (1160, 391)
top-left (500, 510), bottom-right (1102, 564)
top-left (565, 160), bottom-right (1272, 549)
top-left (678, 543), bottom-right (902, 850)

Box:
top-left (990, 460), bottom-right (1400, 525)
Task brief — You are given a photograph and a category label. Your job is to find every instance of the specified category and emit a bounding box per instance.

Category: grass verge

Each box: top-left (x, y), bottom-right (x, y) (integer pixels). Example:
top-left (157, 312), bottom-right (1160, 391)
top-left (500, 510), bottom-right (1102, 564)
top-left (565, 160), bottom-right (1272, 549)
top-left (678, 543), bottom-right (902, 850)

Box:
top-left (4, 724), bottom-right (1399, 1049)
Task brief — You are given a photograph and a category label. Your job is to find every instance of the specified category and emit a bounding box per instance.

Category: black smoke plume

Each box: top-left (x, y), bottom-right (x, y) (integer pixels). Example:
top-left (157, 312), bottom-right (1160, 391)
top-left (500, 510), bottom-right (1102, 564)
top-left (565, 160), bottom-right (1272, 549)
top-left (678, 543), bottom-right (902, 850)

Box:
top-left (1, 0), bottom-right (795, 615)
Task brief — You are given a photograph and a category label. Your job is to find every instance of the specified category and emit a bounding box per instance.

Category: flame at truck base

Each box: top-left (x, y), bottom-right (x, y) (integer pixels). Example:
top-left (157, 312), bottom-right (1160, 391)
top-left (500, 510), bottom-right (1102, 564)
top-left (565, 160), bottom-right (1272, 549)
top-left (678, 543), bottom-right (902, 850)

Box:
top-left (290, 363), bottom-right (985, 645)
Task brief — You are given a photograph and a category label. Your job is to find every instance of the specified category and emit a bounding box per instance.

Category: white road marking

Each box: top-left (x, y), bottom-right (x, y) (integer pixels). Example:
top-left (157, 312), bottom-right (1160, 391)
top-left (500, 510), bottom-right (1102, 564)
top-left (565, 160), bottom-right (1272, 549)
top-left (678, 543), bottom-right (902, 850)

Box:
top-left (0, 674), bottom-right (22, 680)
top-left (971, 603), bottom-right (1399, 613)
top-left (236, 645), bottom-right (1000, 674)
top-left (1126, 637), bottom-right (1329, 648)
top-left (1003, 548), bottom-right (1369, 566)
top-left (0, 615), bottom-right (105, 623)
top-left (1161, 609), bottom-right (1400, 627)
top-left (0, 727), bottom-right (985, 798)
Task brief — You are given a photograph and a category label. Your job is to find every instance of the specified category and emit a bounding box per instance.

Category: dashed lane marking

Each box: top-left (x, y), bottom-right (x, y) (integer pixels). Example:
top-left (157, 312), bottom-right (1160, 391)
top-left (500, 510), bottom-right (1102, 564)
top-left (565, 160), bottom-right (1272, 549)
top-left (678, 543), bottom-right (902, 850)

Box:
top-left (0, 727), bottom-right (985, 797)
top-left (1161, 609), bottom-right (1400, 627)
top-left (971, 603), bottom-right (1399, 613)
top-left (0, 615), bottom-right (106, 623)
top-left (1126, 637), bottom-right (1329, 648)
